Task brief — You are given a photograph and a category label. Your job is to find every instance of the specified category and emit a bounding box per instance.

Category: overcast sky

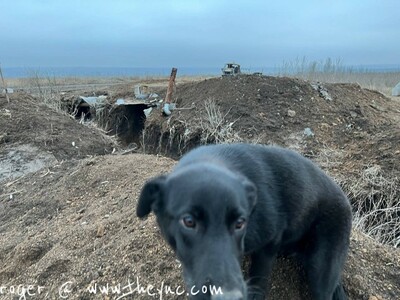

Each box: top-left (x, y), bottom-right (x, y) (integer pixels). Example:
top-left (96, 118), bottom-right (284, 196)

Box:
top-left (1, 0), bottom-right (399, 69)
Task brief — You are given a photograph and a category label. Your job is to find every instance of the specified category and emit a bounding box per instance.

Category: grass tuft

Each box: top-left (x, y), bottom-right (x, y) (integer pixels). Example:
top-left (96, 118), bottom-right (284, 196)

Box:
top-left (340, 165), bottom-right (400, 247)
top-left (200, 98), bottom-right (242, 144)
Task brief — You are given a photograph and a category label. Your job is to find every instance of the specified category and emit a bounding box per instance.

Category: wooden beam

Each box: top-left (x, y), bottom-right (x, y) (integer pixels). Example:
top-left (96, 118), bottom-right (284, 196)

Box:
top-left (165, 67), bottom-right (177, 104)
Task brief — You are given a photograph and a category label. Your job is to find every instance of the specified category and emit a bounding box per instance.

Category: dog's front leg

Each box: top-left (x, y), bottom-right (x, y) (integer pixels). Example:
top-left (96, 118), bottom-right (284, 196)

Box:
top-left (247, 249), bottom-right (277, 300)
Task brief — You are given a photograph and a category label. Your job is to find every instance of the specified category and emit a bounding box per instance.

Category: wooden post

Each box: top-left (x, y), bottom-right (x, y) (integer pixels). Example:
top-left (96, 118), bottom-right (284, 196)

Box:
top-left (162, 68), bottom-right (177, 115)
top-left (165, 67), bottom-right (177, 104)
top-left (0, 63), bottom-right (10, 103)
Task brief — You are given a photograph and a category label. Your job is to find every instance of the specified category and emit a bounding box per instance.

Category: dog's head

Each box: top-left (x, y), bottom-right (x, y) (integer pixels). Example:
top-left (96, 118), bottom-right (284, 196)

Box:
top-left (137, 163), bottom-right (257, 299)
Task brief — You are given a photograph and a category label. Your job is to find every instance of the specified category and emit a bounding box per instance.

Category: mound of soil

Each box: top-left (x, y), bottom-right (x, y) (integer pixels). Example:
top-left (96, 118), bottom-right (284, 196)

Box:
top-left (144, 75), bottom-right (399, 175)
top-left (0, 93), bottom-right (114, 182)
top-left (0, 93), bottom-right (115, 160)
top-left (0, 154), bottom-right (398, 300)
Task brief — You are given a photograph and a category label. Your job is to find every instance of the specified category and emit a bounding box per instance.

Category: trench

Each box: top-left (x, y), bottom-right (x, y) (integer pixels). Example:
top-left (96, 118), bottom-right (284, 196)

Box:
top-left (85, 104), bottom-right (202, 158)
top-left (107, 104), bottom-right (147, 146)
top-left (69, 101), bottom-right (149, 147)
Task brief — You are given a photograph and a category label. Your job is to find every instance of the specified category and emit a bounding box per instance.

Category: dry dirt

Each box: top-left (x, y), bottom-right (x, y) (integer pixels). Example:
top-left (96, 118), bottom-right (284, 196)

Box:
top-left (144, 75), bottom-right (399, 172)
top-left (0, 93), bottom-right (115, 183)
top-left (0, 75), bottom-right (399, 300)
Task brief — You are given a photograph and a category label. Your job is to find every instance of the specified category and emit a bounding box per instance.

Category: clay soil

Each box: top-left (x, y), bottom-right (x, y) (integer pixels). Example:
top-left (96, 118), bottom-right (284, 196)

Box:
top-left (1, 75), bottom-right (400, 300)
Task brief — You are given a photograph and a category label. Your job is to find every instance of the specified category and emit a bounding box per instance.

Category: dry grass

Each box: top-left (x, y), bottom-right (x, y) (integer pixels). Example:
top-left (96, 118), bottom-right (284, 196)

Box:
top-left (6, 74), bottom-right (209, 90)
top-left (6, 75), bottom-right (137, 88)
top-left (23, 70), bottom-right (63, 112)
top-left (308, 149), bottom-right (399, 248)
top-left (141, 98), bottom-right (243, 156)
top-left (200, 98), bottom-right (242, 144)
top-left (339, 165), bottom-right (400, 248)
top-left (278, 57), bottom-right (400, 96)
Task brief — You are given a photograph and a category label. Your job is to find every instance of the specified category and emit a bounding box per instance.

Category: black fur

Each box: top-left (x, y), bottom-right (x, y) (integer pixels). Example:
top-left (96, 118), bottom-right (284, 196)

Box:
top-left (137, 144), bottom-right (352, 300)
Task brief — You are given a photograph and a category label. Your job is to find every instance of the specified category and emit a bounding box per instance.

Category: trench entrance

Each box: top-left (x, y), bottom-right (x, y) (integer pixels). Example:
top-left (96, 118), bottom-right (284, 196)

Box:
top-left (109, 104), bottom-right (148, 146)
top-left (75, 105), bottom-right (92, 120)
top-left (66, 99), bottom-right (152, 148)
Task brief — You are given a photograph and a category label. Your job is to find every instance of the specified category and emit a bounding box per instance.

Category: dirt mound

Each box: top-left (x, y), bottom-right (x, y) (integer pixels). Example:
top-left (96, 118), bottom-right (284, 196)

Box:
top-left (0, 154), bottom-right (398, 300)
top-left (0, 93), bottom-right (114, 182)
top-left (144, 75), bottom-right (399, 166)
top-left (0, 93), bottom-right (114, 161)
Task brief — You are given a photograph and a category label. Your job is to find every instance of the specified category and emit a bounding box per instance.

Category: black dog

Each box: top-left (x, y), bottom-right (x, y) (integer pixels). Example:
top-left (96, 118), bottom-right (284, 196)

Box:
top-left (137, 144), bottom-right (352, 300)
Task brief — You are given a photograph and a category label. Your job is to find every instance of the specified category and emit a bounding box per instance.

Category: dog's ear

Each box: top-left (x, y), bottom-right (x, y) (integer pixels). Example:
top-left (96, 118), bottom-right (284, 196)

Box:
top-left (242, 177), bottom-right (257, 209)
top-left (137, 175), bottom-right (167, 218)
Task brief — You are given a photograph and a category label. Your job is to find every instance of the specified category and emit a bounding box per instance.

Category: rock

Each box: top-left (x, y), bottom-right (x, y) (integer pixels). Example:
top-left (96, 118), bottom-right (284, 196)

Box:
top-left (96, 224), bottom-right (105, 237)
top-left (311, 83), bottom-right (319, 91)
top-left (310, 82), bottom-right (332, 101)
top-left (350, 111), bottom-right (358, 118)
top-left (287, 110), bottom-right (296, 117)
top-left (320, 89), bottom-right (333, 101)
top-left (303, 128), bottom-right (314, 137)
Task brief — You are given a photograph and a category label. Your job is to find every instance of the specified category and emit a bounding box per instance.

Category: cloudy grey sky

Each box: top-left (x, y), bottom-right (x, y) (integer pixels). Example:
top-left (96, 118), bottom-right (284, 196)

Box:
top-left (1, 0), bottom-right (399, 69)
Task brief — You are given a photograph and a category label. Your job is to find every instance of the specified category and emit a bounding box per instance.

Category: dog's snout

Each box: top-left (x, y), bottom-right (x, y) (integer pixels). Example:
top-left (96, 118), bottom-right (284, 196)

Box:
top-left (211, 289), bottom-right (244, 300)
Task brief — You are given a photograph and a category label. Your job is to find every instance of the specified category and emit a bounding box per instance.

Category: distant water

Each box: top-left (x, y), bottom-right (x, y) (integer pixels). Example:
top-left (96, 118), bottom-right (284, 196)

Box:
top-left (2, 65), bottom-right (399, 78)
top-left (1, 67), bottom-right (224, 78)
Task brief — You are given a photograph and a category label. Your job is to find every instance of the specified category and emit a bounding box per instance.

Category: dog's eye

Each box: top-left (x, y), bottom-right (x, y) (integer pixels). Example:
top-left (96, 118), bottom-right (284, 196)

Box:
top-left (235, 217), bottom-right (246, 230)
top-left (181, 215), bottom-right (196, 229)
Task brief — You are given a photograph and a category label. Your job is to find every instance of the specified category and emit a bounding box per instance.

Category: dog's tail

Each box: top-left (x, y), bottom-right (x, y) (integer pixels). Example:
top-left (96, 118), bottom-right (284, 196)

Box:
top-left (333, 282), bottom-right (347, 300)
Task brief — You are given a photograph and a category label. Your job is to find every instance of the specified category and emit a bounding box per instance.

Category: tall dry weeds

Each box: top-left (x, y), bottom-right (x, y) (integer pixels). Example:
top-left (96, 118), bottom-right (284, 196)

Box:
top-left (339, 165), bottom-right (400, 247)
top-left (200, 98), bottom-right (242, 144)
top-left (277, 57), bottom-right (400, 96)
top-left (26, 70), bottom-right (63, 112)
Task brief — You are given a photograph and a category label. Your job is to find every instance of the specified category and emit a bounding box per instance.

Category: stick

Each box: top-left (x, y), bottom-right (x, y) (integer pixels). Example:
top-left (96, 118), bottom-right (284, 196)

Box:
top-left (121, 148), bottom-right (137, 155)
top-left (0, 190), bottom-right (24, 198)
top-left (0, 63), bottom-right (10, 103)
top-left (4, 175), bottom-right (26, 187)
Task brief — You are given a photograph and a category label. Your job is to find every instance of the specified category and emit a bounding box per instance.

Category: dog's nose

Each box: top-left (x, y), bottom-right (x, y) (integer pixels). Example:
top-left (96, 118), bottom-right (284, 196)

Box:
top-left (211, 289), bottom-right (244, 300)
